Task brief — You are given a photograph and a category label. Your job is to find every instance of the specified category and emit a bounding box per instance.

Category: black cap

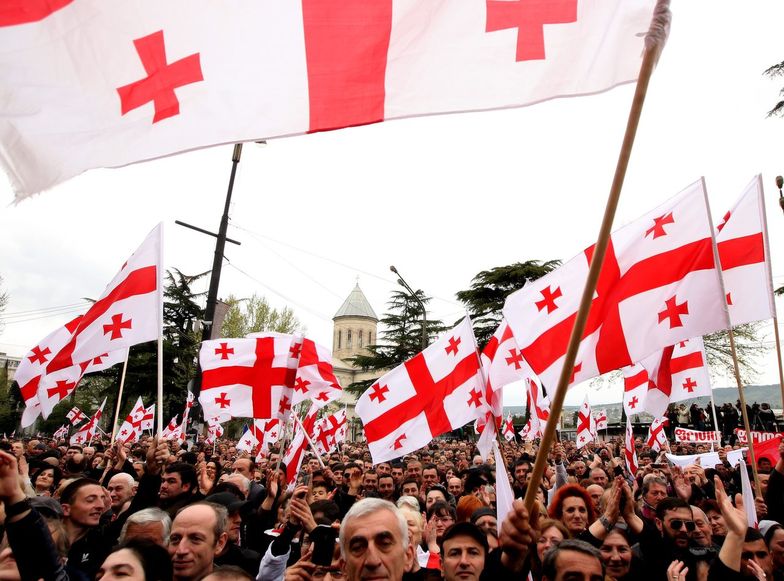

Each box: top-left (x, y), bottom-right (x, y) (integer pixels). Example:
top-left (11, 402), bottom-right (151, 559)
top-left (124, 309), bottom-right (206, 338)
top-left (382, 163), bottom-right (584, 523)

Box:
top-left (206, 491), bottom-right (248, 514)
top-left (30, 496), bottom-right (63, 518)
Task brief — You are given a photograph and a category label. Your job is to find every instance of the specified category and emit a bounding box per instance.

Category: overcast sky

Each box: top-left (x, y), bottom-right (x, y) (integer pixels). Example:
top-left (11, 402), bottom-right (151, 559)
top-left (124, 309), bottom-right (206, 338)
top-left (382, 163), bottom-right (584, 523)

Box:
top-left (2, 1), bottom-right (784, 407)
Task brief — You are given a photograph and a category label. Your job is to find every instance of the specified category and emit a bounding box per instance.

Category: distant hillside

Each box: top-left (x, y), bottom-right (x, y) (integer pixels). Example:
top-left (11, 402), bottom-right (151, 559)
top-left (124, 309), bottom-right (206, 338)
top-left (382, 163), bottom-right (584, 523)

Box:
top-left (504, 384), bottom-right (782, 428)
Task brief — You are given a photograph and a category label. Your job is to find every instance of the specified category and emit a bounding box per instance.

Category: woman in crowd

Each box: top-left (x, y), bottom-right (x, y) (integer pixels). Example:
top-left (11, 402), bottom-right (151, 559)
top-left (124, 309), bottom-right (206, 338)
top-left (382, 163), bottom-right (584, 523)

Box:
top-left (30, 464), bottom-right (61, 497)
top-left (548, 484), bottom-right (596, 537)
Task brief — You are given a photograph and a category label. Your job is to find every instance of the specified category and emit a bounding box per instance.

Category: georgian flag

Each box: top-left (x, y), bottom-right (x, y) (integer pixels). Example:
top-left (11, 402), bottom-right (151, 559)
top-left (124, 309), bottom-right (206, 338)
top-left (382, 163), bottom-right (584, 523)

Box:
top-left (504, 180), bottom-right (730, 393)
top-left (69, 399), bottom-right (106, 446)
top-left (716, 176), bottom-right (776, 327)
top-left (575, 396), bottom-right (593, 449)
top-left (161, 415), bottom-right (180, 440)
top-left (282, 408), bottom-right (319, 486)
top-left (35, 224), bottom-right (162, 419)
top-left (624, 419), bottom-right (638, 476)
top-left (141, 404), bottom-right (156, 431)
top-left (199, 333), bottom-right (297, 422)
top-left (356, 317), bottom-right (484, 463)
top-left (646, 417), bottom-right (669, 451)
top-left (1, 1), bottom-right (657, 200)
top-left (204, 416), bottom-right (225, 445)
top-left (66, 406), bottom-right (87, 426)
top-left (594, 410), bottom-right (608, 431)
top-left (501, 414), bottom-right (515, 442)
top-left (116, 396), bottom-right (151, 444)
top-left (313, 410), bottom-right (347, 455)
top-left (259, 418), bottom-right (282, 454)
top-left (53, 425), bottom-right (69, 440)
top-left (292, 338), bottom-right (342, 408)
top-left (236, 424), bottom-right (260, 453)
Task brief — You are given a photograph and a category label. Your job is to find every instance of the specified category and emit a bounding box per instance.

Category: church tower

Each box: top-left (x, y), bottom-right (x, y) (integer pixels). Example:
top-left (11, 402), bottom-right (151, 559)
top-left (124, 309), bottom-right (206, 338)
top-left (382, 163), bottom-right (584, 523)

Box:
top-left (332, 283), bottom-right (378, 362)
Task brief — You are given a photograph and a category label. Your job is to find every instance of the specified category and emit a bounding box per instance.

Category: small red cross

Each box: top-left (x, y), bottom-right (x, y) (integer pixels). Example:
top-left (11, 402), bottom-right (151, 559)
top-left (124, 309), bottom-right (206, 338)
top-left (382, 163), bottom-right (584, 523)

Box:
top-left (535, 285), bottom-right (562, 314)
top-left (103, 313), bottom-right (132, 340)
top-left (116, 30), bottom-right (203, 123)
top-left (467, 388), bottom-right (482, 408)
top-left (215, 393), bottom-right (231, 409)
top-left (393, 433), bottom-right (407, 450)
top-left (658, 296), bottom-right (689, 329)
top-left (682, 377), bottom-right (697, 393)
top-left (47, 379), bottom-right (75, 400)
top-left (295, 378), bottom-right (311, 393)
top-left (485, 0), bottom-right (578, 62)
top-left (28, 345), bottom-right (51, 365)
top-left (290, 342), bottom-right (302, 358)
top-left (445, 336), bottom-right (461, 356)
top-left (214, 343), bottom-right (234, 360)
top-left (121, 429), bottom-right (128, 436)
top-left (505, 348), bottom-right (525, 370)
top-left (278, 395), bottom-right (291, 414)
top-left (579, 435), bottom-right (585, 442)
top-left (369, 383), bottom-right (389, 403)
top-left (628, 396), bottom-right (639, 409)
top-left (316, 392), bottom-right (330, 402)
top-left (92, 353), bottom-right (109, 365)
top-left (245, 439), bottom-right (252, 446)
top-left (678, 340), bottom-right (688, 348)
top-left (726, 292), bottom-right (733, 305)
top-left (717, 211), bottom-right (731, 232)
top-left (645, 212), bottom-right (675, 239)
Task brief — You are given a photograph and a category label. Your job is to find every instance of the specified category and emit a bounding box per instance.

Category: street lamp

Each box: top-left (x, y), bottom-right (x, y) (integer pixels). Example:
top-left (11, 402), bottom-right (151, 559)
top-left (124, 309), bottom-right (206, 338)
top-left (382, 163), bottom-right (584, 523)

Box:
top-left (390, 265), bottom-right (428, 350)
top-left (777, 175), bottom-right (784, 214)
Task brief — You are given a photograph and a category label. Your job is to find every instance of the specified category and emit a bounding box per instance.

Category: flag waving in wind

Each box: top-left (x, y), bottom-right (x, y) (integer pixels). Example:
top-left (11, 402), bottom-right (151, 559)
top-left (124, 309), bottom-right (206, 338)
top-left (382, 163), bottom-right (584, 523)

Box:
top-left (1, 2), bottom-right (657, 200)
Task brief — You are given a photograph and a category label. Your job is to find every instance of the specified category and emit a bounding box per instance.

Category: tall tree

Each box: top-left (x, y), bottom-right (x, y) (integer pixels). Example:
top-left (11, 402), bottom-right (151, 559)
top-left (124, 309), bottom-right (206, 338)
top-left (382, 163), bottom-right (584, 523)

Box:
top-left (764, 60), bottom-right (784, 117)
top-left (347, 289), bottom-right (445, 395)
top-left (220, 293), bottom-right (301, 338)
top-left (455, 260), bottom-right (560, 348)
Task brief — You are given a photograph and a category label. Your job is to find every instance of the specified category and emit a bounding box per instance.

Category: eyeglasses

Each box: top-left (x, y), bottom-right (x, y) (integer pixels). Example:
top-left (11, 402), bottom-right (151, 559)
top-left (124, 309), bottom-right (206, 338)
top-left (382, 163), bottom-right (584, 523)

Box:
top-left (668, 519), bottom-right (696, 532)
top-left (313, 568), bottom-right (346, 579)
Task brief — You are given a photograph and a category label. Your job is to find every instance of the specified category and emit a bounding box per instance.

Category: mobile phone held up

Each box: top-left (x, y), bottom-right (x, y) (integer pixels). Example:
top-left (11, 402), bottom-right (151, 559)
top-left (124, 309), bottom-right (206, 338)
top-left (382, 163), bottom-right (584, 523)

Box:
top-left (310, 524), bottom-right (338, 566)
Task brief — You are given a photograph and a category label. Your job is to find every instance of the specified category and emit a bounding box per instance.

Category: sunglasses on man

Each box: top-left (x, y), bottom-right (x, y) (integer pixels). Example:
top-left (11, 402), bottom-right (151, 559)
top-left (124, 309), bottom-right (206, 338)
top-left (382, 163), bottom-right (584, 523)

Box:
top-left (667, 519), bottom-right (696, 532)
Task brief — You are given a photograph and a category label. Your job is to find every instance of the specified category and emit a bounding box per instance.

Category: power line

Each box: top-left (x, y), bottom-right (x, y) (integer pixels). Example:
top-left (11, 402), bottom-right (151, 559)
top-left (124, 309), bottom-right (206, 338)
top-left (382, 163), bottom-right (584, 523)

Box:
top-left (1, 301), bottom-right (91, 318)
top-left (0, 306), bottom-right (86, 326)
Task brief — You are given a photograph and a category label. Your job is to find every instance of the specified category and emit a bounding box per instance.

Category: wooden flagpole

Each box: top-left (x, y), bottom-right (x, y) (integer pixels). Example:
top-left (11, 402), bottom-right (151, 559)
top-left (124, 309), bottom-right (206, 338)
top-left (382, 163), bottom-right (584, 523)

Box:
top-left (773, 319), bottom-right (784, 429)
top-left (110, 347), bottom-right (131, 443)
top-left (157, 223), bottom-right (165, 438)
top-left (523, 0), bottom-right (671, 513)
top-left (294, 414), bottom-right (327, 469)
top-left (728, 329), bottom-right (762, 491)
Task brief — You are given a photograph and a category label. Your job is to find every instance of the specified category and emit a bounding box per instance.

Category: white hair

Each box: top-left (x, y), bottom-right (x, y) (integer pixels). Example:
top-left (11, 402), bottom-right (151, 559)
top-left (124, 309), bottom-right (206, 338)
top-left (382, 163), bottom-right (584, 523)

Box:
top-left (339, 498), bottom-right (409, 557)
top-left (120, 507), bottom-right (172, 544)
top-left (226, 473), bottom-right (250, 493)
top-left (109, 472), bottom-right (136, 487)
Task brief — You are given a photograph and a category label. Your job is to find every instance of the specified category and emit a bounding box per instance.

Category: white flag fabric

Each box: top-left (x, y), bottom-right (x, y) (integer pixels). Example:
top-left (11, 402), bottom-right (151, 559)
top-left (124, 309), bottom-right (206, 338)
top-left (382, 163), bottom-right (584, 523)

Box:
top-left (1, 1), bottom-right (656, 200)
top-left (117, 396), bottom-right (148, 444)
top-left (716, 175), bottom-right (776, 327)
top-left (493, 441), bottom-right (515, 534)
top-left (282, 409), bottom-right (318, 486)
top-left (646, 417), bottom-right (669, 451)
top-left (624, 420), bottom-right (638, 476)
top-left (594, 410), bottom-right (608, 431)
top-left (141, 404), bottom-right (156, 431)
top-left (504, 180), bottom-right (730, 392)
top-left (738, 462), bottom-right (758, 529)
top-left (313, 410), bottom-right (347, 455)
top-left (356, 317), bottom-right (484, 463)
top-left (292, 338), bottom-right (343, 408)
top-left (501, 414), bottom-right (516, 442)
top-left (35, 224), bottom-right (163, 419)
top-left (161, 415), bottom-right (180, 440)
top-left (236, 425), bottom-right (260, 453)
top-left (66, 406), bottom-right (87, 426)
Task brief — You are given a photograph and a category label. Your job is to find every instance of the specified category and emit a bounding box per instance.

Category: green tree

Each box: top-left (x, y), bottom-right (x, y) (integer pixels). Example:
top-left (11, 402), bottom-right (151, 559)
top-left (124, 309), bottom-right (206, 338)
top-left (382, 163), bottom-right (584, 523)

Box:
top-left (220, 293), bottom-right (302, 338)
top-left (764, 60), bottom-right (784, 117)
top-left (346, 289), bottom-right (445, 395)
top-left (455, 260), bottom-right (560, 348)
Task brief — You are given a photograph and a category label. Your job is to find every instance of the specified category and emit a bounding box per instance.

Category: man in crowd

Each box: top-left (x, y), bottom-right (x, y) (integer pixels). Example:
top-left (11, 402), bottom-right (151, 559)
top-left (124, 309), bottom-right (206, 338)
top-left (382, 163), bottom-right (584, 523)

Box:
top-left (168, 502), bottom-right (229, 581)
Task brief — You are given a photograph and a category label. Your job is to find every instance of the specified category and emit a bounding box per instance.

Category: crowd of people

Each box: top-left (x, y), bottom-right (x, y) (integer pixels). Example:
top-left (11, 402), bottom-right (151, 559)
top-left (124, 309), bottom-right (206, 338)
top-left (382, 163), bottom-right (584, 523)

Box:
top-left (662, 401), bottom-right (780, 436)
top-left (0, 416), bottom-right (781, 581)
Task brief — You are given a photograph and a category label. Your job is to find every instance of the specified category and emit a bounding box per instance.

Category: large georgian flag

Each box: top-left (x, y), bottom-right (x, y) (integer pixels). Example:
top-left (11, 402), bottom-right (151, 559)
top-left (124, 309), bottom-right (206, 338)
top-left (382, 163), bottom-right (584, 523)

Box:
top-left (356, 317), bottom-right (484, 463)
top-left (199, 334), bottom-right (298, 422)
top-left (716, 175), bottom-right (776, 326)
top-left (0, 1), bottom-right (656, 200)
top-left (503, 180), bottom-right (730, 391)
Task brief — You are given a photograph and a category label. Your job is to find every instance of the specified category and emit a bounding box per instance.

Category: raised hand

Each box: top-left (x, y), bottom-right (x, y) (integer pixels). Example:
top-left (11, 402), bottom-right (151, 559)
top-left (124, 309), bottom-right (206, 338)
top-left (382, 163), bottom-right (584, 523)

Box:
top-left (714, 475), bottom-right (747, 536)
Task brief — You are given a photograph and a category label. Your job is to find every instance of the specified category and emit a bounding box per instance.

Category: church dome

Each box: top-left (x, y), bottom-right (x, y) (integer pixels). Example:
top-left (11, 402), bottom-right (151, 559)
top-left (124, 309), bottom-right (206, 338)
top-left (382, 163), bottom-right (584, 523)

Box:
top-left (333, 283), bottom-right (378, 321)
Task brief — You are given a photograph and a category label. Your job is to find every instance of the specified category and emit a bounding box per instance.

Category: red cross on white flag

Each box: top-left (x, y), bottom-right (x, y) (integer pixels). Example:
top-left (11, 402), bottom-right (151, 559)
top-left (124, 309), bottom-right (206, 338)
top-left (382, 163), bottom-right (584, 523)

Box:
top-left (0, 2), bottom-right (657, 200)
top-left (292, 338), bottom-right (343, 408)
top-left (69, 398), bottom-right (106, 446)
top-left (622, 336), bottom-right (712, 419)
top-left (236, 424), bottom-right (260, 453)
top-left (716, 175), bottom-right (776, 327)
top-left (501, 414), bottom-right (515, 442)
top-left (198, 334), bottom-right (297, 422)
top-left (593, 410), bottom-right (608, 431)
top-left (356, 317), bottom-right (484, 463)
top-left (313, 409), bottom-right (348, 455)
top-left (161, 415), bottom-right (180, 440)
top-left (503, 180), bottom-right (730, 391)
top-left (34, 224), bottom-right (162, 420)
top-left (282, 408), bottom-right (319, 486)
top-left (576, 396), bottom-right (593, 449)
top-left (53, 424), bottom-right (69, 440)
top-left (646, 417), bottom-right (669, 451)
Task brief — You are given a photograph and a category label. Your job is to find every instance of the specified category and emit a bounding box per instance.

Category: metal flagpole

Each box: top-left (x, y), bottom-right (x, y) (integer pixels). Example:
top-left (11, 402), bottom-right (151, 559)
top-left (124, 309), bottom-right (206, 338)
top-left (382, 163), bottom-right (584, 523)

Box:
top-left (157, 223), bottom-right (165, 438)
top-left (110, 347), bottom-right (131, 443)
top-left (523, 0), bottom-right (671, 514)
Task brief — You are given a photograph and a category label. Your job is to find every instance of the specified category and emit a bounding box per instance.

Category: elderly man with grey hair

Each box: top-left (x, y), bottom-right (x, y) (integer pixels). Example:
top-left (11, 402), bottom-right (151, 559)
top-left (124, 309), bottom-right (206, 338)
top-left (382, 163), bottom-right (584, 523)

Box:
top-left (120, 507), bottom-right (172, 547)
top-left (542, 539), bottom-right (604, 581)
top-left (107, 472), bottom-right (137, 518)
